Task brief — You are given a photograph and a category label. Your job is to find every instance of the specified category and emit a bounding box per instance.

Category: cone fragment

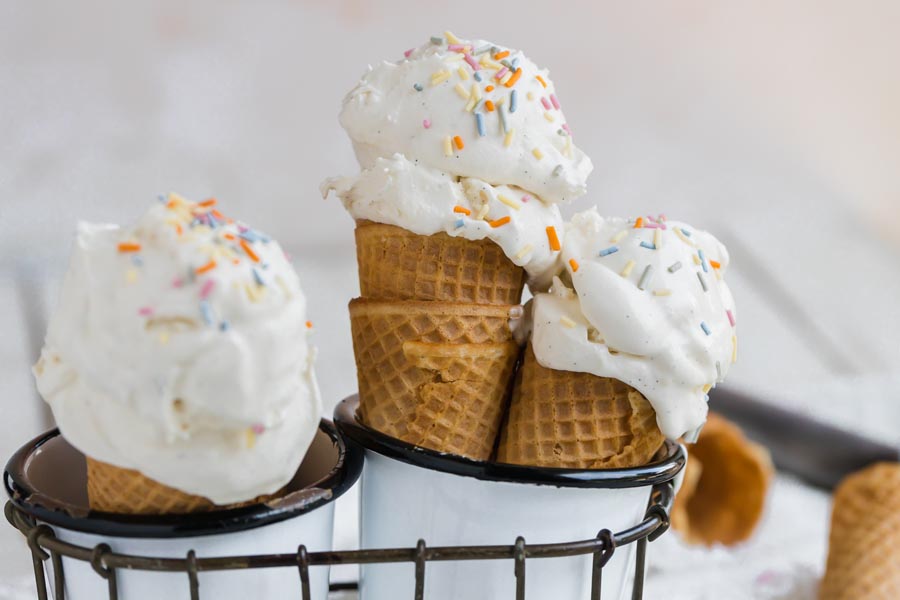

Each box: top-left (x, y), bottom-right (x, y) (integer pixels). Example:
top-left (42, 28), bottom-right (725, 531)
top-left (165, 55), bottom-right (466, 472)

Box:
top-left (671, 413), bottom-right (773, 546)
top-left (820, 462), bottom-right (900, 600)
top-left (496, 345), bottom-right (665, 469)
top-left (349, 298), bottom-right (520, 461)
top-left (355, 221), bottom-right (526, 304)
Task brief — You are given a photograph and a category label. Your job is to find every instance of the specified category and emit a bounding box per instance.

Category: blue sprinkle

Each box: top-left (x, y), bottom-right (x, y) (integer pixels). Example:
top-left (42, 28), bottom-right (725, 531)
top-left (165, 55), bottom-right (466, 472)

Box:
top-left (510, 89), bottom-right (518, 113)
top-left (413, 83), bottom-right (423, 92)
top-left (475, 112), bottom-right (486, 137)
top-left (681, 228), bottom-right (692, 237)
top-left (640, 241), bottom-right (657, 250)
top-left (473, 71), bottom-right (482, 82)
top-left (498, 105), bottom-right (509, 133)
top-left (598, 246), bottom-right (619, 257)
top-left (157, 194), bottom-right (167, 203)
top-left (252, 268), bottom-right (265, 286)
top-left (131, 254), bottom-right (143, 267)
top-left (511, 57), bottom-right (519, 69)
top-left (455, 219), bottom-right (465, 229)
top-left (700, 321), bottom-right (711, 336)
top-left (219, 320), bottom-right (230, 332)
top-left (430, 36), bottom-right (443, 45)
top-left (200, 300), bottom-right (214, 325)
top-left (239, 230), bottom-right (260, 242)
top-left (698, 249), bottom-right (708, 272)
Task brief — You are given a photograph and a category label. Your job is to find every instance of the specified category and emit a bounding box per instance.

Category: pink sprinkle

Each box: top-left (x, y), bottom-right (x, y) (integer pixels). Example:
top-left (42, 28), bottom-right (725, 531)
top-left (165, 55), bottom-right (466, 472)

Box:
top-left (172, 278), bottom-right (184, 288)
top-left (521, 195), bottom-right (530, 203)
top-left (404, 48), bottom-right (414, 58)
top-left (423, 119), bottom-right (432, 129)
top-left (659, 223), bottom-right (667, 230)
top-left (238, 225), bottom-right (249, 233)
top-left (540, 97), bottom-right (552, 110)
top-left (561, 123), bottom-right (573, 136)
top-left (644, 223), bottom-right (660, 229)
top-left (199, 279), bottom-right (216, 299)
top-left (138, 307), bottom-right (154, 317)
top-left (658, 214), bottom-right (668, 221)
top-left (550, 94), bottom-right (561, 110)
top-left (646, 215), bottom-right (659, 223)
top-left (251, 423), bottom-right (266, 435)
top-left (726, 310), bottom-right (736, 327)
top-left (463, 53), bottom-right (480, 70)
top-left (447, 44), bottom-right (465, 52)
top-left (495, 66), bottom-right (509, 80)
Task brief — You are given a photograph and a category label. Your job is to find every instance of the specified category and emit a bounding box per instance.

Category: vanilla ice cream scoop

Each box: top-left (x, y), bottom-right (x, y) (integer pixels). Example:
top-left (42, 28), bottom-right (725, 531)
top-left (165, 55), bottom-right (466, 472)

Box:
top-left (33, 195), bottom-right (322, 504)
top-left (529, 208), bottom-right (737, 440)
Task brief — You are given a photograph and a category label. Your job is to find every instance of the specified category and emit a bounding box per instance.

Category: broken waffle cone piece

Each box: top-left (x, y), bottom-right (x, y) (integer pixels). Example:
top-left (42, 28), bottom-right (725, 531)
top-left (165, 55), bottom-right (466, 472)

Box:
top-left (820, 462), bottom-right (900, 600)
top-left (671, 413), bottom-right (773, 546)
top-left (354, 220), bottom-right (526, 304)
top-left (496, 344), bottom-right (665, 469)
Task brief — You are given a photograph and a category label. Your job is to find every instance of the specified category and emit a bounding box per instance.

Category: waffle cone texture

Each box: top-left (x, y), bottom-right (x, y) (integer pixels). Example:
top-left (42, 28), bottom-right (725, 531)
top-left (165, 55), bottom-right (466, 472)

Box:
top-left (820, 462), bottom-right (900, 600)
top-left (355, 221), bottom-right (526, 305)
top-left (349, 298), bottom-right (520, 461)
top-left (496, 345), bottom-right (665, 469)
top-left (85, 457), bottom-right (267, 515)
top-left (670, 413), bottom-right (773, 546)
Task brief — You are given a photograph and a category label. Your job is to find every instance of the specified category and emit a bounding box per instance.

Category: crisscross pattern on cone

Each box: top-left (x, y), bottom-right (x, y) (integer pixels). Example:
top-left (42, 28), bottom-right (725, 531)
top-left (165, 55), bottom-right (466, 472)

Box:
top-left (671, 413), bottom-right (773, 546)
top-left (497, 345), bottom-right (664, 469)
top-left (355, 221), bottom-right (526, 304)
top-left (349, 298), bottom-right (520, 460)
top-left (820, 462), bottom-right (900, 600)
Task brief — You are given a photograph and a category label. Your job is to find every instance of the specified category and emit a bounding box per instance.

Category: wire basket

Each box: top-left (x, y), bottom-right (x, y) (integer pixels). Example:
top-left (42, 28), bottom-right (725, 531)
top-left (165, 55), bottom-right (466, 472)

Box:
top-left (6, 474), bottom-right (672, 600)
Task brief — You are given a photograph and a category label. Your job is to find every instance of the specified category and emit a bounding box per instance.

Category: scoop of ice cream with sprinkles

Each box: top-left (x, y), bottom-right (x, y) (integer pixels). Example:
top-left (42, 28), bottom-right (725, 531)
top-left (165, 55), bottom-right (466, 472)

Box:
top-left (33, 194), bottom-right (322, 504)
top-left (527, 208), bottom-right (737, 441)
top-left (324, 31), bottom-right (592, 288)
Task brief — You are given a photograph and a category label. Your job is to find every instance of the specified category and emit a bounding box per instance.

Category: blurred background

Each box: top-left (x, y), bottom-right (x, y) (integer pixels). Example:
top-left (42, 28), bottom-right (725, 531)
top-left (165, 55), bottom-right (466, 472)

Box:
top-left (2, 1), bottom-right (899, 598)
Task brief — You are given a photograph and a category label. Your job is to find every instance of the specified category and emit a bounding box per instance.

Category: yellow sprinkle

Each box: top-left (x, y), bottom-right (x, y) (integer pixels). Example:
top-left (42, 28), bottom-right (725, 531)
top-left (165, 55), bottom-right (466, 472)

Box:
top-left (464, 97), bottom-right (477, 112)
top-left (443, 136), bottom-right (453, 157)
top-left (499, 72), bottom-right (512, 85)
top-left (732, 335), bottom-right (738, 363)
top-left (244, 428), bottom-right (257, 449)
top-left (532, 148), bottom-right (544, 160)
top-left (504, 128), bottom-right (516, 147)
top-left (457, 66), bottom-right (469, 80)
top-left (444, 53), bottom-right (464, 62)
top-left (715, 268), bottom-right (723, 280)
top-left (475, 202), bottom-right (491, 220)
top-left (471, 83), bottom-right (482, 101)
top-left (611, 230), bottom-right (628, 243)
top-left (514, 244), bottom-right (534, 259)
top-left (693, 254), bottom-right (702, 265)
top-left (560, 316), bottom-right (577, 329)
top-left (544, 111), bottom-right (555, 122)
top-left (431, 70), bottom-right (451, 85)
top-left (445, 30), bottom-right (461, 44)
top-left (564, 135), bottom-right (573, 158)
top-left (125, 268), bottom-right (138, 283)
top-left (527, 91), bottom-right (535, 101)
top-left (454, 83), bottom-right (470, 99)
top-left (674, 227), bottom-right (697, 247)
top-left (497, 194), bottom-right (521, 210)
top-left (702, 384), bottom-right (712, 394)
top-left (158, 332), bottom-right (170, 345)
top-left (167, 192), bottom-right (187, 206)
top-left (654, 229), bottom-right (662, 249)
top-left (653, 289), bottom-right (672, 296)
top-left (620, 259), bottom-right (636, 277)
top-left (495, 96), bottom-right (506, 106)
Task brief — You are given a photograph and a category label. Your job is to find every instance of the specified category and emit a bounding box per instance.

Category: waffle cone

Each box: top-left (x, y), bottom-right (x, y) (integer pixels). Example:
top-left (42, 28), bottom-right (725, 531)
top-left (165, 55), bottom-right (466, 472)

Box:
top-left (86, 457), bottom-right (268, 515)
top-left (349, 298), bottom-right (520, 461)
top-left (820, 462), bottom-right (900, 600)
top-left (496, 345), bottom-right (665, 469)
top-left (671, 413), bottom-right (773, 546)
top-left (354, 221), bottom-right (526, 304)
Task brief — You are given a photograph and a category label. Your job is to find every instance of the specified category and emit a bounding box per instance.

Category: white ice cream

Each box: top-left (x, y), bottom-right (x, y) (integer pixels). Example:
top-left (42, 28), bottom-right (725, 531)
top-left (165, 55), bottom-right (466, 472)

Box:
top-left (33, 195), bottom-right (322, 504)
top-left (529, 209), bottom-right (737, 440)
top-left (326, 32), bottom-right (592, 287)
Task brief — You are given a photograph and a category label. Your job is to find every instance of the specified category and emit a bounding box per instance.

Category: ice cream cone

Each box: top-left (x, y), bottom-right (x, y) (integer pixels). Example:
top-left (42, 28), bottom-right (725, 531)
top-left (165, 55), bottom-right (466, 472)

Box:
top-left (820, 462), bottom-right (900, 600)
top-left (355, 220), bottom-right (526, 304)
top-left (496, 345), bottom-right (665, 469)
top-left (670, 413), bottom-right (773, 546)
top-left (349, 298), bottom-right (520, 461)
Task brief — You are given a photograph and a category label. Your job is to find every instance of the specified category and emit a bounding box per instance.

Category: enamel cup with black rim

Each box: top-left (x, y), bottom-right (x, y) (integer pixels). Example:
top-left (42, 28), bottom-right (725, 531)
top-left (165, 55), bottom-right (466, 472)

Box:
top-left (335, 396), bottom-right (685, 600)
top-left (4, 420), bottom-right (362, 600)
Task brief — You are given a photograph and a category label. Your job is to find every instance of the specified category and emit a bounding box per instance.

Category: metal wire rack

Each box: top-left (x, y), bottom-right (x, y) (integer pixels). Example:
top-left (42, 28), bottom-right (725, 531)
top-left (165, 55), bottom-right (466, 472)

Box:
top-left (5, 478), bottom-right (672, 600)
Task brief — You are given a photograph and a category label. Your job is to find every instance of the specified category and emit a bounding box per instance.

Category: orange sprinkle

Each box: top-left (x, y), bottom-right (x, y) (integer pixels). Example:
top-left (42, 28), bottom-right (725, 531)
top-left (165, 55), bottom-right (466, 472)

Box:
top-left (504, 68), bottom-right (522, 87)
top-left (453, 135), bottom-right (464, 150)
top-left (546, 226), bottom-right (561, 251)
top-left (195, 260), bottom-right (217, 275)
top-left (117, 242), bottom-right (142, 253)
top-left (710, 260), bottom-right (722, 269)
top-left (493, 50), bottom-right (510, 60)
top-left (175, 224), bottom-right (183, 236)
top-left (489, 216), bottom-right (511, 228)
top-left (634, 217), bottom-right (644, 229)
top-left (199, 198), bottom-right (217, 207)
top-left (453, 205), bottom-right (471, 215)
top-left (535, 75), bottom-right (548, 88)
top-left (305, 321), bottom-right (313, 329)
top-left (569, 258), bottom-right (579, 272)
top-left (211, 209), bottom-right (225, 220)
top-left (224, 232), bottom-right (236, 240)
top-left (232, 258), bottom-right (241, 265)
top-left (485, 85), bottom-right (495, 92)
top-left (485, 100), bottom-right (495, 112)
top-left (166, 199), bottom-right (179, 209)
top-left (240, 239), bottom-right (260, 263)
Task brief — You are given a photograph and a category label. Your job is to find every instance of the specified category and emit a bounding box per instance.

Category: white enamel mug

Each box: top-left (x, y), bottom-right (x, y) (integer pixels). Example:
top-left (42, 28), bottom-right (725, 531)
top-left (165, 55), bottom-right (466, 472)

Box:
top-left (335, 396), bottom-right (685, 600)
top-left (4, 420), bottom-right (363, 600)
